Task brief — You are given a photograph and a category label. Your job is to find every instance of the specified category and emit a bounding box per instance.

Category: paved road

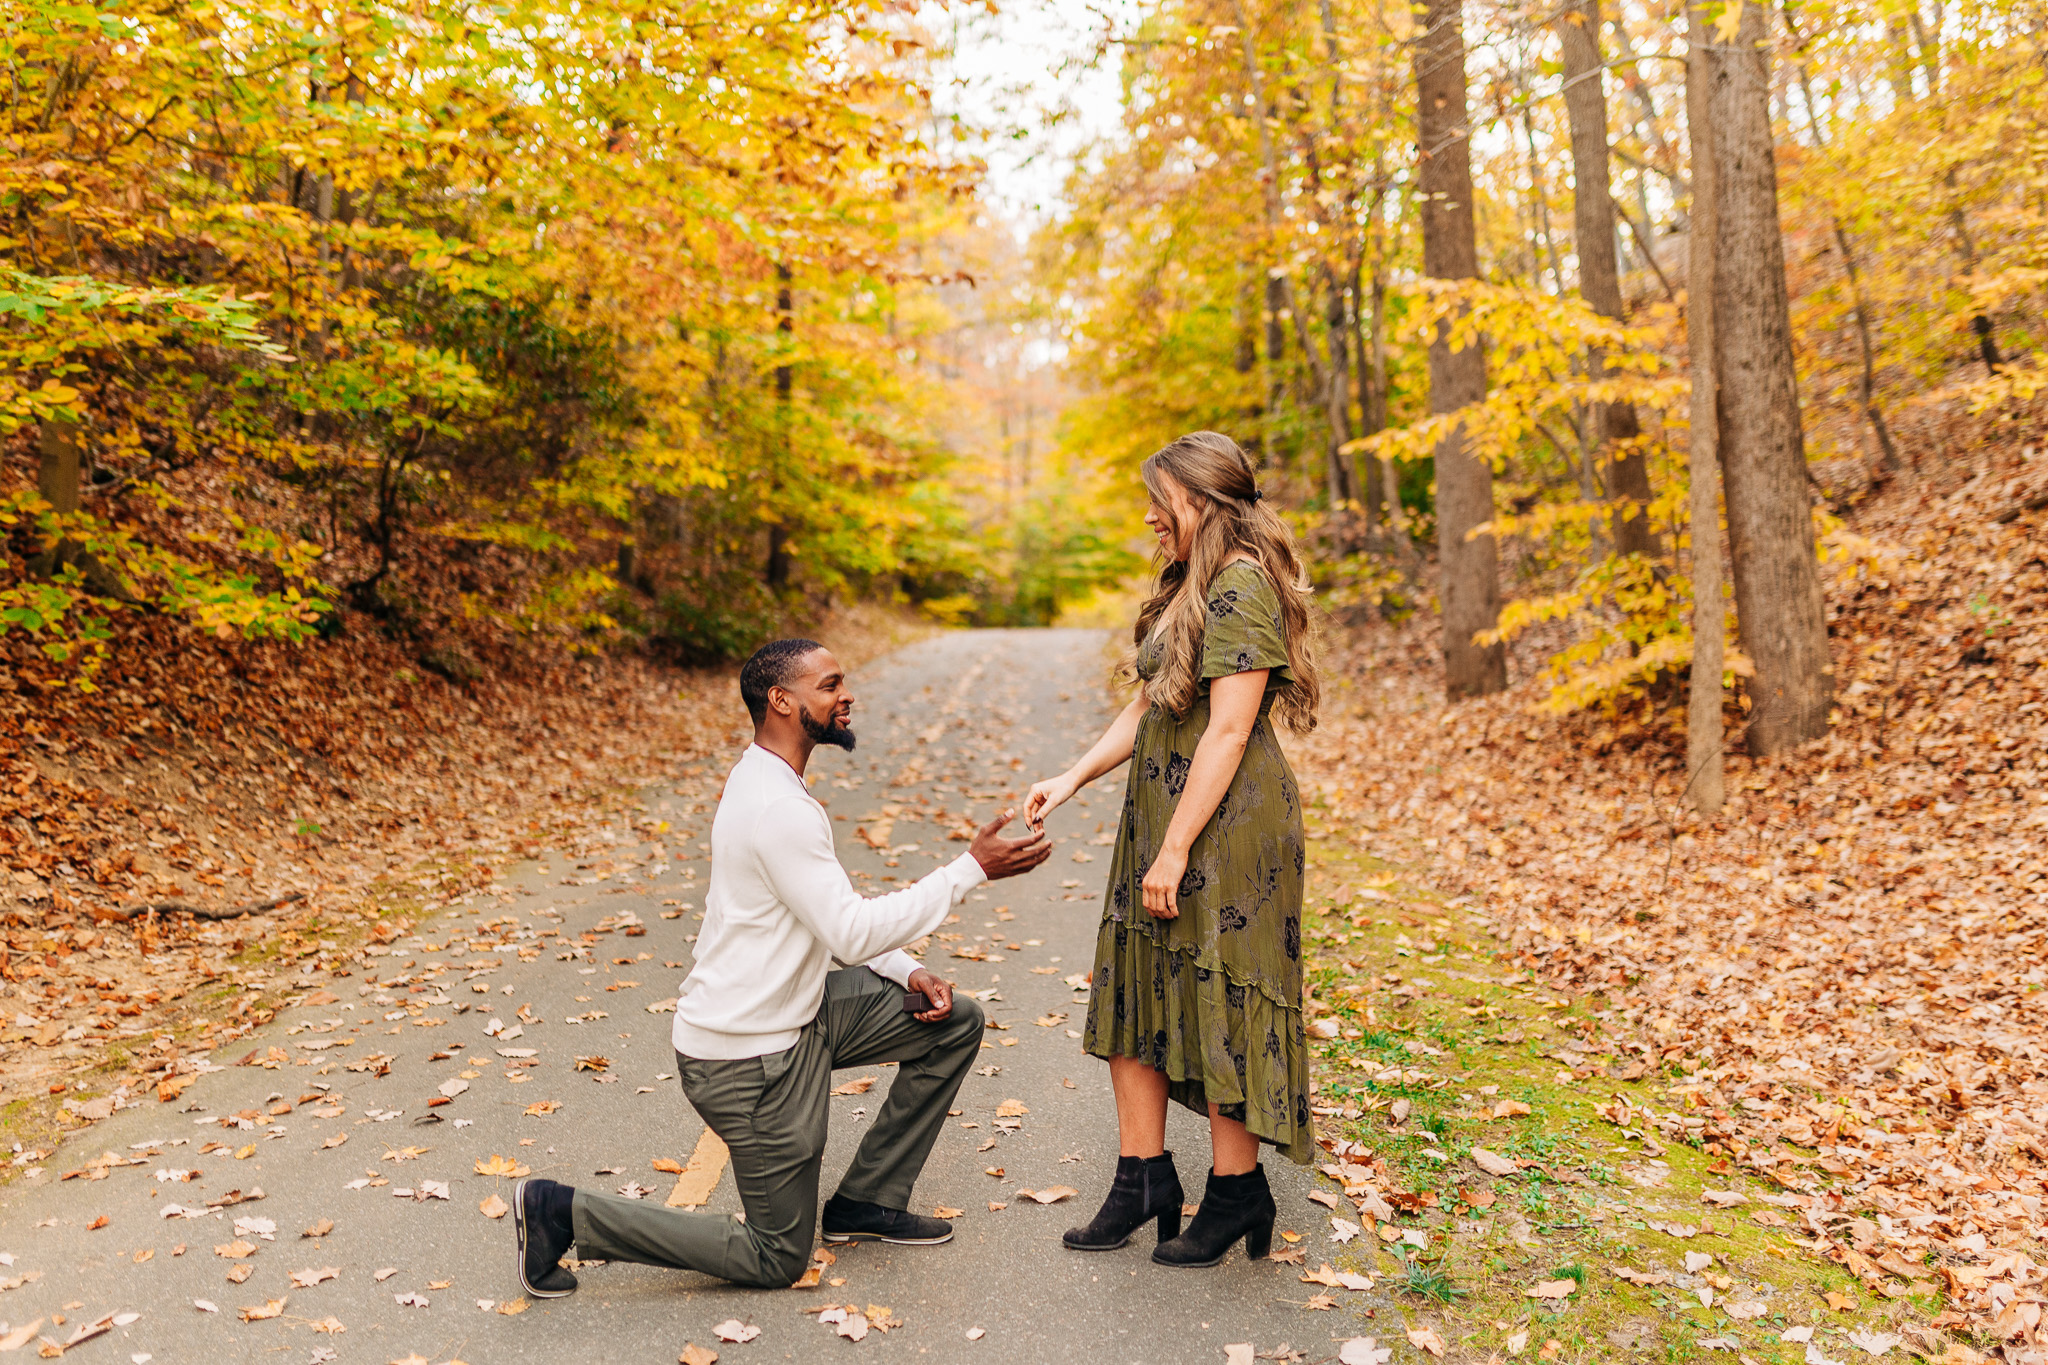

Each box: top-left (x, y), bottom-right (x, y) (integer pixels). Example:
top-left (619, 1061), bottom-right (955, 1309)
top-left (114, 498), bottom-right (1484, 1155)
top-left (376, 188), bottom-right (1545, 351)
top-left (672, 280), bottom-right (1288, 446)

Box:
top-left (0, 630), bottom-right (1368, 1364)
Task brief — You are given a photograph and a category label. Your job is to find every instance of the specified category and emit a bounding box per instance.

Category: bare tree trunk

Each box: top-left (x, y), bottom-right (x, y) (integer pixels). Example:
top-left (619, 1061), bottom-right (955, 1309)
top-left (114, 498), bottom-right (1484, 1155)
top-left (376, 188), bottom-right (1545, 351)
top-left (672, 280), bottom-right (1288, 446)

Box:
top-left (1833, 224), bottom-right (1903, 474)
top-left (1556, 0), bottom-right (1660, 559)
top-left (1417, 0), bottom-right (1505, 697)
top-left (1685, 9), bottom-right (1726, 815)
top-left (766, 262), bottom-right (794, 589)
top-left (1705, 0), bottom-right (1833, 754)
top-left (36, 416), bottom-right (79, 515)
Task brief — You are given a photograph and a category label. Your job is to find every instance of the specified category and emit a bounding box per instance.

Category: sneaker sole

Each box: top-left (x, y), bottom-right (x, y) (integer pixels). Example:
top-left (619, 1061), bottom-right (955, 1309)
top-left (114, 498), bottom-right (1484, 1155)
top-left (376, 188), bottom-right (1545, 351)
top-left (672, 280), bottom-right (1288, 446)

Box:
top-left (821, 1228), bottom-right (955, 1246)
top-left (513, 1178), bottom-right (577, 1298)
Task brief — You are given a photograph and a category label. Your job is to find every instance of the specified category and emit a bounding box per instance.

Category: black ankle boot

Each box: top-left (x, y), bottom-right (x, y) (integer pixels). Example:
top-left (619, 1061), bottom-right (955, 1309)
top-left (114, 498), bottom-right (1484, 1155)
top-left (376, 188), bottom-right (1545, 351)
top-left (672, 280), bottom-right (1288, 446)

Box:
top-left (1151, 1165), bottom-right (1275, 1267)
top-left (1063, 1152), bottom-right (1184, 1251)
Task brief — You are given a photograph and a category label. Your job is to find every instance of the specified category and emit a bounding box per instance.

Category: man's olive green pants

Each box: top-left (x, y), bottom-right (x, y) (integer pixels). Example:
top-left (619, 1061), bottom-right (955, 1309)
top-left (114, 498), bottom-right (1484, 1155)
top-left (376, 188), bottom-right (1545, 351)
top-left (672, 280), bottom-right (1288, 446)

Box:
top-left (570, 966), bottom-right (985, 1288)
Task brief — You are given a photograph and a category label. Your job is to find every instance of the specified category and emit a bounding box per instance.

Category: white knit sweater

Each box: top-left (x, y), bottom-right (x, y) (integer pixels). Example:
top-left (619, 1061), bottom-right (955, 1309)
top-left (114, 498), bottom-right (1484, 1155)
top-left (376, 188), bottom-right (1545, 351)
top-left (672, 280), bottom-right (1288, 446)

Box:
top-left (670, 744), bottom-right (985, 1059)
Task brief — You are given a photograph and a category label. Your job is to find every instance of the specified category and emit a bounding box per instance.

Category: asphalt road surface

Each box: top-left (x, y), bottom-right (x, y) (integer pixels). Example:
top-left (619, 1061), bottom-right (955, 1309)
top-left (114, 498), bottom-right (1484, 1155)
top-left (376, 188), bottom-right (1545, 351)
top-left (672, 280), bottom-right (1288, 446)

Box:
top-left (0, 629), bottom-right (1362, 1364)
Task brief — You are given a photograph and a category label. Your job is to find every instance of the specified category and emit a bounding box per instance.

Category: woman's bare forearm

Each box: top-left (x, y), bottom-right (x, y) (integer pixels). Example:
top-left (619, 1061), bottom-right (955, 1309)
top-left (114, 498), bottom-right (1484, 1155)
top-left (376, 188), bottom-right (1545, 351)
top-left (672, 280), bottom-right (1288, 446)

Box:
top-left (1065, 694), bottom-right (1147, 788)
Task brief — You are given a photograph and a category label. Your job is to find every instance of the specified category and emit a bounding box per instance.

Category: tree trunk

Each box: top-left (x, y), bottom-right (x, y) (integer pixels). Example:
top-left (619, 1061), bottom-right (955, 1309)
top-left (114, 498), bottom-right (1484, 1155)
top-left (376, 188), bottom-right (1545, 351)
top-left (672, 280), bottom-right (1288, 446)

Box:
top-left (1416, 0), bottom-right (1505, 697)
top-left (766, 262), bottom-right (794, 589)
top-left (36, 416), bottom-right (79, 515)
top-left (1705, 0), bottom-right (1833, 754)
top-left (1684, 9), bottom-right (1726, 814)
top-left (1557, 0), bottom-right (1659, 559)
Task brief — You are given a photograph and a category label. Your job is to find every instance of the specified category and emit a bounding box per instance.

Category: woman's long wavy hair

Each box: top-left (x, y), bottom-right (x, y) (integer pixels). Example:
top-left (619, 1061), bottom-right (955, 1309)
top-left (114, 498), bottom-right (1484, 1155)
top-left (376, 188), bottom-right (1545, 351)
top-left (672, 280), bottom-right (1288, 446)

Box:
top-left (1121, 432), bottom-right (1320, 733)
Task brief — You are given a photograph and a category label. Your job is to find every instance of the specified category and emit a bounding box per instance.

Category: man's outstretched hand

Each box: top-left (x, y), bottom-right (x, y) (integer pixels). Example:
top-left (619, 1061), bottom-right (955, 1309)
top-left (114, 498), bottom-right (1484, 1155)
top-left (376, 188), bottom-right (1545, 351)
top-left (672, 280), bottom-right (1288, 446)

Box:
top-left (968, 810), bottom-right (1051, 881)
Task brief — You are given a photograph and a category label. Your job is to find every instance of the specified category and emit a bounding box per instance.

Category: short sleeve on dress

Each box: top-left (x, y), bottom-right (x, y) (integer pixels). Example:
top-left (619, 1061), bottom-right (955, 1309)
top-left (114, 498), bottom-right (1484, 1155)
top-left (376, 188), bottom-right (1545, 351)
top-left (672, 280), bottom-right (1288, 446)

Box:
top-left (1199, 563), bottom-right (1294, 683)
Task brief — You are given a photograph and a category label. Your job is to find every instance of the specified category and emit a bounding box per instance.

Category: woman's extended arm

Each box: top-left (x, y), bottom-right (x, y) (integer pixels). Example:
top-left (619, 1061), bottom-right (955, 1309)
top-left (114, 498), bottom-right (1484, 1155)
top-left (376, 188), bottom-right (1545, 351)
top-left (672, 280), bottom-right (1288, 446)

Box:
top-left (1139, 668), bottom-right (1267, 919)
top-left (1025, 693), bottom-right (1147, 829)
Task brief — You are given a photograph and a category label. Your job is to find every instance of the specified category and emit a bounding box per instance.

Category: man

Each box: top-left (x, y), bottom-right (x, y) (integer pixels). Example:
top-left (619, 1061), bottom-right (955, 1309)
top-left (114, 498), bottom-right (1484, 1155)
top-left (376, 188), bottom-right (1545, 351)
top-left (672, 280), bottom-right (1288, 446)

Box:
top-left (513, 638), bottom-right (1050, 1294)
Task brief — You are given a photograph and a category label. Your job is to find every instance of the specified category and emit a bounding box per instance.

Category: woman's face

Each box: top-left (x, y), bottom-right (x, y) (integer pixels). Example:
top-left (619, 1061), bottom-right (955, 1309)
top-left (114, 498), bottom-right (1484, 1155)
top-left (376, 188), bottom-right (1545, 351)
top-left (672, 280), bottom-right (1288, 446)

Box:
top-left (1142, 472), bottom-right (1199, 561)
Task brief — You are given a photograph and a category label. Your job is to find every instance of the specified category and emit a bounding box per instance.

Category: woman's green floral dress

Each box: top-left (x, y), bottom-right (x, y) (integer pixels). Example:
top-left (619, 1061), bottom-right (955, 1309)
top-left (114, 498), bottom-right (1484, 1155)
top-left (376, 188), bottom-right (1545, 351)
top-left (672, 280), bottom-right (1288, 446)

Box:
top-left (1081, 560), bottom-right (1311, 1164)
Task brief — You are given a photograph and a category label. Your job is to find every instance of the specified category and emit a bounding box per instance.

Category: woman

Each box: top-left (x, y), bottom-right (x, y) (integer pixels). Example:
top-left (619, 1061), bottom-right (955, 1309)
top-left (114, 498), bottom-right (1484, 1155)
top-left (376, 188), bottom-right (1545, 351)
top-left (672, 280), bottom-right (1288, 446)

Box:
top-left (1026, 431), bottom-right (1319, 1268)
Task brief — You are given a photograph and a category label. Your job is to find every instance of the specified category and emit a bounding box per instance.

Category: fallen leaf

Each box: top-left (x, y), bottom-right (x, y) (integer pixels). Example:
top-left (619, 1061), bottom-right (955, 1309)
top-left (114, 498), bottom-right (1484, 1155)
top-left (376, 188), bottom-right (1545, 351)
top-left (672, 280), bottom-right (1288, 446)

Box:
top-left (498, 1297), bottom-right (529, 1315)
top-left (302, 1219), bottom-right (335, 1238)
top-left (830, 1077), bottom-right (876, 1096)
top-left (651, 1158), bottom-right (685, 1175)
top-left (308, 1315), bottom-right (345, 1334)
top-left (290, 1266), bottom-right (340, 1288)
top-left (479, 1194), bottom-right (509, 1219)
top-left (1492, 1099), bottom-right (1533, 1118)
top-left (0, 1321), bottom-right (40, 1351)
top-left (1824, 1290), bottom-right (1858, 1312)
top-left (238, 1297), bottom-right (287, 1322)
top-left (523, 1101), bottom-right (561, 1116)
top-left (1685, 1251), bottom-right (1716, 1273)
top-left (474, 1154), bottom-right (530, 1178)
top-left (1471, 1147), bottom-right (1518, 1177)
top-left (1224, 1346), bottom-right (1255, 1365)
top-left (680, 1346), bottom-right (718, 1365)
top-left (214, 1240), bottom-right (256, 1260)
top-left (1526, 1279), bottom-right (1578, 1299)
top-left (712, 1320), bottom-right (760, 1344)
top-left (226, 1263), bottom-right (253, 1283)
top-left (1336, 1338), bottom-right (1392, 1365)
top-left (1701, 1188), bottom-right (1748, 1207)
top-left (1018, 1186), bottom-right (1077, 1204)
top-left (932, 1206), bottom-right (964, 1219)
top-left (1847, 1330), bottom-right (1902, 1356)
top-left (321, 1133), bottom-right (348, 1150)
top-left (1612, 1267), bottom-right (1670, 1286)
top-left (995, 1099), bottom-right (1030, 1117)
top-left (1726, 1300), bottom-right (1770, 1320)
top-left (87, 1215), bottom-right (109, 1231)
top-left (1406, 1325), bottom-right (1446, 1357)
top-left (966, 1326), bottom-right (986, 1341)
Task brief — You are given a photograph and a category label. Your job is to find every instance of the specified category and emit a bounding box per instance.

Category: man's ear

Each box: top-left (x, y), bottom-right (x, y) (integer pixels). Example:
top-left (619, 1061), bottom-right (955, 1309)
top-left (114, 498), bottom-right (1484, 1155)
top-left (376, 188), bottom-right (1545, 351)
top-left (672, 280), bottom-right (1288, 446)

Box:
top-left (767, 684), bottom-right (795, 718)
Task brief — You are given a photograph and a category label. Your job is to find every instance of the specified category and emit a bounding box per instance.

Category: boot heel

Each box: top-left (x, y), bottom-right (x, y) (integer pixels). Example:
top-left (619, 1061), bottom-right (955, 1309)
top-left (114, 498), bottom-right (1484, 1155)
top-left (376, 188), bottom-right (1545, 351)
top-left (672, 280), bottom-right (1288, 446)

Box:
top-left (1156, 1208), bottom-right (1181, 1244)
top-left (1242, 1218), bottom-right (1273, 1261)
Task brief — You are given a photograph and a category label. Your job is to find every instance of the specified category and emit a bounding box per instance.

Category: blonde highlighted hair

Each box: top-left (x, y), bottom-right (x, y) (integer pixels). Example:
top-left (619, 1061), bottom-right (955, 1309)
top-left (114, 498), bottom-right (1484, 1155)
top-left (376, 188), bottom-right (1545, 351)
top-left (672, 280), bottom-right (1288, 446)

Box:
top-left (1122, 432), bottom-right (1320, 734)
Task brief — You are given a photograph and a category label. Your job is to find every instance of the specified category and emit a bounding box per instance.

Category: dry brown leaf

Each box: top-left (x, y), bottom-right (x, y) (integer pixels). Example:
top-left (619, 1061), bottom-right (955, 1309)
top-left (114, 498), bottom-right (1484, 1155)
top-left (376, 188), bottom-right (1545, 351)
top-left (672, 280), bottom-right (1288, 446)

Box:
top-left (498, 1297), bottom-right (529, 1316)
top-left (479, 1194), bottom-right (509, 1219)
top-left (680, 1346), bottom-right (718, 1365)
top-left (1017, 1186), bottom-right (1076, 1204)
top-left (1405, 1325), bottom-right (1446, 1358)
top-left (238, 1297), bottom-right (287, 1322)
top-left (830, 1077), bottom-right (877, 1096)
top-left (1526, 1279), bottom-right (1577, 1300)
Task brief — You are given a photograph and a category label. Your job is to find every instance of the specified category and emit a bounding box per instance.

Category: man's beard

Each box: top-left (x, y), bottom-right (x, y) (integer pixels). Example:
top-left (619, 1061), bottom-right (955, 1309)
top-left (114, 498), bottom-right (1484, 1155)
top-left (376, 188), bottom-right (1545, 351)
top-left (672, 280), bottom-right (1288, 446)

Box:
top-left (800, 709), bottom-right (856, 752)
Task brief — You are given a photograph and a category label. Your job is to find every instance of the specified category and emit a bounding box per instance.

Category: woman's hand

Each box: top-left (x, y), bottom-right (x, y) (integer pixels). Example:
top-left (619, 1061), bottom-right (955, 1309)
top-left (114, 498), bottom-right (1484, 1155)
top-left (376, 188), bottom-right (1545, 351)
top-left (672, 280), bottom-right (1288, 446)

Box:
top-left (1140, 846), bottom-right (1187, 920)
top-left (1024, 772), bottom-right (1078, 831)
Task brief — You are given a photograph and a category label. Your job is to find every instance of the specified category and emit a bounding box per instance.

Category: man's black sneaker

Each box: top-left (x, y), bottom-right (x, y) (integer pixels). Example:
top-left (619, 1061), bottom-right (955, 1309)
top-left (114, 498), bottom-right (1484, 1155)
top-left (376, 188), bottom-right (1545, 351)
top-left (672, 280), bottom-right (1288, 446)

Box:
top-left (820, 1194), bottom-right (954, 1245)
top-left (514, 1177), bottom-right (580, 1297)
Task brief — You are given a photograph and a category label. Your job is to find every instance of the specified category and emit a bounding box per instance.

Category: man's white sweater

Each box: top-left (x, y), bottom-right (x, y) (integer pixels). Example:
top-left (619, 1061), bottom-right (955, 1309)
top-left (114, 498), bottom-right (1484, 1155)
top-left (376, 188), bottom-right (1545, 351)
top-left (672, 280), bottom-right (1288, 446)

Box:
top-left (671, 744), bottom-right (986, 1060)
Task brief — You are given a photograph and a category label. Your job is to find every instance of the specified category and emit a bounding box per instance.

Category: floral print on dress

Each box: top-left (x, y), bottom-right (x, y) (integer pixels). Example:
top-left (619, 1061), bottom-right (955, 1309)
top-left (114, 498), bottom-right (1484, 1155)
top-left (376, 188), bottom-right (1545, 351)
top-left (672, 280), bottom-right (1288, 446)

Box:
top-left (1082, 560), bottom-right (1312, 1165)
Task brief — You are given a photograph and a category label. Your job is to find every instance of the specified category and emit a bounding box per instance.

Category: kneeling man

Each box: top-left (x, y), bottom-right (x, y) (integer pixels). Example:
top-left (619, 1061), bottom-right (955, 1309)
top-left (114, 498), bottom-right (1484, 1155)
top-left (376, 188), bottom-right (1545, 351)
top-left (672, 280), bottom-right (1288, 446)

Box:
top-left (513, 638), bottom-right (1050, 1294)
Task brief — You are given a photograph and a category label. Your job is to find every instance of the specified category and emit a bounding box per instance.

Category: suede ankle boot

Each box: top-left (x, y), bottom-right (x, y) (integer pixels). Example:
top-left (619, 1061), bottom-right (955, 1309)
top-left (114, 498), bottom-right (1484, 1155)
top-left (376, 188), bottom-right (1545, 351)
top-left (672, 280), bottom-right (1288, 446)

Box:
top-left (1151, 1164), bottom-right (1274, 1267)
top-left (1062, 1152), bottom-right (1184, 1251)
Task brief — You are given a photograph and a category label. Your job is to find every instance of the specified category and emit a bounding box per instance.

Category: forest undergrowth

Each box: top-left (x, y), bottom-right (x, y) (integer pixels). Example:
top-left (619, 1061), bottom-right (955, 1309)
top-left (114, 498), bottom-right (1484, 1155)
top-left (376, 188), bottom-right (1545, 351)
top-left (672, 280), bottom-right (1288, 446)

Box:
top-left (0, 592), bottom-right (930, 1149)
top-left (1295, 410), bottom-right (2048, 1352)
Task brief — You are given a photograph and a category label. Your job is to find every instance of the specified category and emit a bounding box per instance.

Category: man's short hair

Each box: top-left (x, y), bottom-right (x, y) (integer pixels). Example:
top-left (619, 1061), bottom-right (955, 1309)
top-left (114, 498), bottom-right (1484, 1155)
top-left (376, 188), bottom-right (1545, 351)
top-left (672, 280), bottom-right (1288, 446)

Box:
top-left (739, 638), bottom-right (826, 725)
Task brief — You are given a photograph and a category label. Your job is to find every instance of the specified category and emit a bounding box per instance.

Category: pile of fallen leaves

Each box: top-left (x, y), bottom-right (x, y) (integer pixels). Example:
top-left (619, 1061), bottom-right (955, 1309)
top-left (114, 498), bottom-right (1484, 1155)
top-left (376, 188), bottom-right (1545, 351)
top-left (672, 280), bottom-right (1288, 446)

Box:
top-left (0, 589), bottom-right (924, 1131)
top-left (1298, 412), bottom-right (2048, 1355)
